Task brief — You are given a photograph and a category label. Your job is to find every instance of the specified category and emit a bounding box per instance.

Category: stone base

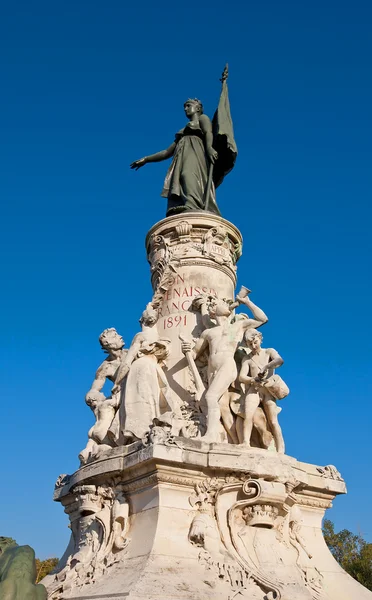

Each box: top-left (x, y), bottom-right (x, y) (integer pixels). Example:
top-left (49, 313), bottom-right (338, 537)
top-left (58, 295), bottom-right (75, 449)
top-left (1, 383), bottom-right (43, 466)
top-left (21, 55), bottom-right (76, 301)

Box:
top-left (44, 441), bottom-right (372, 600)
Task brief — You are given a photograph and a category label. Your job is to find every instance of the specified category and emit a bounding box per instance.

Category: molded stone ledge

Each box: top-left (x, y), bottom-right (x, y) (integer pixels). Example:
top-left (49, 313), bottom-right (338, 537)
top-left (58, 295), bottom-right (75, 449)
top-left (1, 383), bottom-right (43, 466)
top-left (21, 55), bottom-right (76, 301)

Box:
top-left (54, 440), bottom-right (347, 503)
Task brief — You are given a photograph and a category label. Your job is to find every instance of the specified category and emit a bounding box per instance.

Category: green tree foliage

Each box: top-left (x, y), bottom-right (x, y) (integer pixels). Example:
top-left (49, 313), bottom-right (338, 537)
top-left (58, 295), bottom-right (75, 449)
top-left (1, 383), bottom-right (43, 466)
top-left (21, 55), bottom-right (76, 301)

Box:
top-left (323, 519), bottom-right (372, 591)
top-left (35, 557), bottom-right (59, 583)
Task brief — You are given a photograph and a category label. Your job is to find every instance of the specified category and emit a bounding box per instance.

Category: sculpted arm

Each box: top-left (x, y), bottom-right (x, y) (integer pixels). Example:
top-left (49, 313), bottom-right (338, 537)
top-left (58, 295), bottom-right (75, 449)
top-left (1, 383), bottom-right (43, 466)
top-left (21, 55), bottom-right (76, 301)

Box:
top-left (239, 356), bottom-right (255, 386)
top-left (193, 295), bottom-right (214, 329)
top-left (114, 334), bottom-right (142, 388)
top-left (89, 362), bottom-right (109, 393)
top-left (182, 331), bottom-right (209, 360)
top-left (260, 348), bottom-right (284, 375)
top-left (199, 115), bottom-right (218, 163)
top-left (237, 295), bottom-right (269, 330)
top-left (130, 142), bottom-right (176, 170)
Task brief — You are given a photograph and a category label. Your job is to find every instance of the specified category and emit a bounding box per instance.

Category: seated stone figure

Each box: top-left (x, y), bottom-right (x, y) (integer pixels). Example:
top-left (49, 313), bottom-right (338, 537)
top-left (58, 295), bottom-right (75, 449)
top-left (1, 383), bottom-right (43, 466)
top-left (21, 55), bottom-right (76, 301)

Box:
top-left (0, 537), bottom-right (47, 600)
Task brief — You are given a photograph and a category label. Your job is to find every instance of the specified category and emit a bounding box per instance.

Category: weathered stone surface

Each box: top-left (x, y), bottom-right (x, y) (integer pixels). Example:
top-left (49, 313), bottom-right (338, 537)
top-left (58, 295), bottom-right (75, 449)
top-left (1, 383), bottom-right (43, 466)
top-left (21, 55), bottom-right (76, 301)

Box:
top-left (43, 214), bottom-right (372, 600)
top-left (45, 441), bottom-right (370, 600)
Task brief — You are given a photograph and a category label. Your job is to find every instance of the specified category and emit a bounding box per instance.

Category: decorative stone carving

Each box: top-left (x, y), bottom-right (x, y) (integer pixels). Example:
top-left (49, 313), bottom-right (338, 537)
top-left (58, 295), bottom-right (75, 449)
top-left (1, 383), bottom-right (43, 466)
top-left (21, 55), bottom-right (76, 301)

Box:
top-left (146, 214), bottom-right (242, 288)
top-left (316, 465), bottom-right (343, 481)
top-left (55, 473), bottom-right (70, 489)
top-left (45, 214), bottom-right (371, 600)
top-left (175, 220), bottom-right (192, 241)
top-left (288, 506), bottom-right (326, 599)
top-left (187, 474), bottom-right (332, 600)
top-left (188, 476), bottom-right (261, 599)
top-left (243, 504), bottom-right (279, 528)
top-left (202, 225), bottom-right (234, 266)
top-left (47, 482), bottom-right (129, 599)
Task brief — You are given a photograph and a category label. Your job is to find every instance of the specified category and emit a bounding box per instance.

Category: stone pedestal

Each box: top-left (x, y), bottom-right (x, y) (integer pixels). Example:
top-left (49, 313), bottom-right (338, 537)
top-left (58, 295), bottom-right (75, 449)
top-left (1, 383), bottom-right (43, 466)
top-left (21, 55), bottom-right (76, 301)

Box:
top-left (45, 442), bottom-right (371, 600)
top-left (43, 214), bottom-right (372, 600)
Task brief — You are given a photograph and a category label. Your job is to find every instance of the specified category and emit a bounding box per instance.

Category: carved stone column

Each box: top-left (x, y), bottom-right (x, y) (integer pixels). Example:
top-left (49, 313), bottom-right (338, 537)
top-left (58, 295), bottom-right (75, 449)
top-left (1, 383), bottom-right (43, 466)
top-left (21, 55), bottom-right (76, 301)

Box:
top-left (146, 212), bottom-right (242, 409)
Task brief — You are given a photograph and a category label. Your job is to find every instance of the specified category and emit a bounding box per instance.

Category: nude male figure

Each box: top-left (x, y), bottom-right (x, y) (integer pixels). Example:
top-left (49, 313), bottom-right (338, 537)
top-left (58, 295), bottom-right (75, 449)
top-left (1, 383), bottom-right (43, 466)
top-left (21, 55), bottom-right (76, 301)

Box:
top-left (238, 328), bottom-right (286, 453)
top-left (79, 328), bottom-right (126, 464)
top-left (182, 293), bottom-right (268, 443)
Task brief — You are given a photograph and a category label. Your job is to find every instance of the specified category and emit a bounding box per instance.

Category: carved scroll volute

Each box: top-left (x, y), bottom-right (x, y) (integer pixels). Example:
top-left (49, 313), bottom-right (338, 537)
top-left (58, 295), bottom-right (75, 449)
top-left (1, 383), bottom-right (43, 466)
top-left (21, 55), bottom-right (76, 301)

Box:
top-left (214, 479), bottom-right (285, 599)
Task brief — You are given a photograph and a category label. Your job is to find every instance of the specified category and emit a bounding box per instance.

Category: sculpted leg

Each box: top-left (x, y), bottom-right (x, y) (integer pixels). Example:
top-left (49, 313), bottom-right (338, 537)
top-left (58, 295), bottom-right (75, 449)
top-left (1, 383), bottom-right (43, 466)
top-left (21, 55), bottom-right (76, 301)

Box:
top-left (220, 390), bottom-right (239, 444)
top-left (263, 397), bottom-right (285, 454)
top-left (235, 415), bottom-right (244, 444)
top-left (78, 439), bottom-right (97, 465)
top-left (253, 406), bottom-right (273, 448)
top-left (203, 365), bottom-right (235, 443)
top-left (91, 401), bottom-right (116, 444)
top-left (242, 389), bottom-right (260, 446)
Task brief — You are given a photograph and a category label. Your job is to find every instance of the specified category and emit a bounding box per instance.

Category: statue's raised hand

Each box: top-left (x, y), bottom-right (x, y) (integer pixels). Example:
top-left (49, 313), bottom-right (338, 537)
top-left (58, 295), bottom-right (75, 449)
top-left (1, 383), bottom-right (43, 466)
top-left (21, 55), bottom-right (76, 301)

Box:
top-left (181, 340), bottom-right (193, 355)
top-left (130, 157), bottom-right (147, 170)
top-left (192, 294), bottom-right (207, 311)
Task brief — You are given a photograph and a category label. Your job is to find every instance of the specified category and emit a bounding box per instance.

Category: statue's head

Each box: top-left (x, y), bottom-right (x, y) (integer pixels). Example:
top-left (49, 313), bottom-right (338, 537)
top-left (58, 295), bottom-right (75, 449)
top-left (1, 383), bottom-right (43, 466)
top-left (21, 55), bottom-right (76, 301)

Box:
top-left (244, 328), bottom-right (263, 351)
top-left (208, 298), bottom-right (231, 318)
top-left (99, 328), bottom-right (124, 352)
top-left (139, 303), bottom-right (158, 327)
top-left (138, 338), bottom-right (170, 364)
top-left (184, 98), bottom-right (203, 118)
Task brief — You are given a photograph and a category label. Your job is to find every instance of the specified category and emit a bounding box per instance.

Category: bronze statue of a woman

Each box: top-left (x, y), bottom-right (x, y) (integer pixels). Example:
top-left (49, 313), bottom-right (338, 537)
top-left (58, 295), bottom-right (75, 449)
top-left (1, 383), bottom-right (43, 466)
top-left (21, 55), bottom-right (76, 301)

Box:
top-left (130, 66), bottom-right (237, 218)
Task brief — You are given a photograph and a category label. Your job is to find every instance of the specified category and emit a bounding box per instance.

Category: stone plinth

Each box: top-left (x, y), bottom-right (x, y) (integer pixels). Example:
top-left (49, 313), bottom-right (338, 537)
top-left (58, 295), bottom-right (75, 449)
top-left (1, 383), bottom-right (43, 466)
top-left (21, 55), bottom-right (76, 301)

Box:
top-left (44, 441), bottom-right (371, 600)
top-left (43, 213), bottom-right (372, 600)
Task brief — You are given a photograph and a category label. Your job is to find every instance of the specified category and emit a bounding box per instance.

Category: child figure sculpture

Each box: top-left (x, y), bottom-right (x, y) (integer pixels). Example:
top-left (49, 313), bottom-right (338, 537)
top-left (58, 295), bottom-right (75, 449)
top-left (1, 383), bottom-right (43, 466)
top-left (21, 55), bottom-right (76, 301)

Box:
top-left (238, 329), bottom-right (288, 453)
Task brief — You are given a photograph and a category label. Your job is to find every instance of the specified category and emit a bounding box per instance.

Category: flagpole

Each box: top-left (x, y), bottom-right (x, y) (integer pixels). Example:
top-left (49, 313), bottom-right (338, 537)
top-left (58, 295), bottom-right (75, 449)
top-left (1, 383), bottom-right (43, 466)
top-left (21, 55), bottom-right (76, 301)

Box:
top-left (204, 163), bottom-right (214, 212)
top-left (204, 64), bottom-right (229, 213)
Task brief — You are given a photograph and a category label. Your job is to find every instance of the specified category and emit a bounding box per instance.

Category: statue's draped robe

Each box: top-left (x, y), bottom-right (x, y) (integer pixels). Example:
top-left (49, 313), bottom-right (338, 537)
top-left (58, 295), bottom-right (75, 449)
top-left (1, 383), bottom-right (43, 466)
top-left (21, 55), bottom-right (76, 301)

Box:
top-left (120, 355), bottom-right (170, 441)
top-left (162, 122), bottom-right (220, 217)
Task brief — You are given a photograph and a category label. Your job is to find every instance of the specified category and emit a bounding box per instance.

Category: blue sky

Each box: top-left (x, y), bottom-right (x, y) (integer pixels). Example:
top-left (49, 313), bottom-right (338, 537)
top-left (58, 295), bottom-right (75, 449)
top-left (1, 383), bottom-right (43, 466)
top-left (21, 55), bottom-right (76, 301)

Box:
top-left (1, 0), bottom-right (371, 558)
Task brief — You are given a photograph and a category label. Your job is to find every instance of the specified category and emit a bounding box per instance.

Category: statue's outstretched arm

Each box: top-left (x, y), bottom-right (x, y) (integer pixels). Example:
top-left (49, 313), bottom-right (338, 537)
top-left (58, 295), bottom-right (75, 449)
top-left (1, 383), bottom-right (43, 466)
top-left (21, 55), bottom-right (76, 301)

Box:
top-left (237, 295), bottom-right (269, 330)
top-left (130, 142), bottom-right (176, 170)
top-left (144, 141), bottom-right (176, 163)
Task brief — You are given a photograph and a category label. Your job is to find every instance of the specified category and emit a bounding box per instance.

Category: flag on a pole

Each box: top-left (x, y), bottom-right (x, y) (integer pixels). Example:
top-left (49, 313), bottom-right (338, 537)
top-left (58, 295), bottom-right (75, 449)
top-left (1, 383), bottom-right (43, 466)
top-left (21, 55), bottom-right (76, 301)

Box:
top-left (212, 64), bottom-right (238, 189)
